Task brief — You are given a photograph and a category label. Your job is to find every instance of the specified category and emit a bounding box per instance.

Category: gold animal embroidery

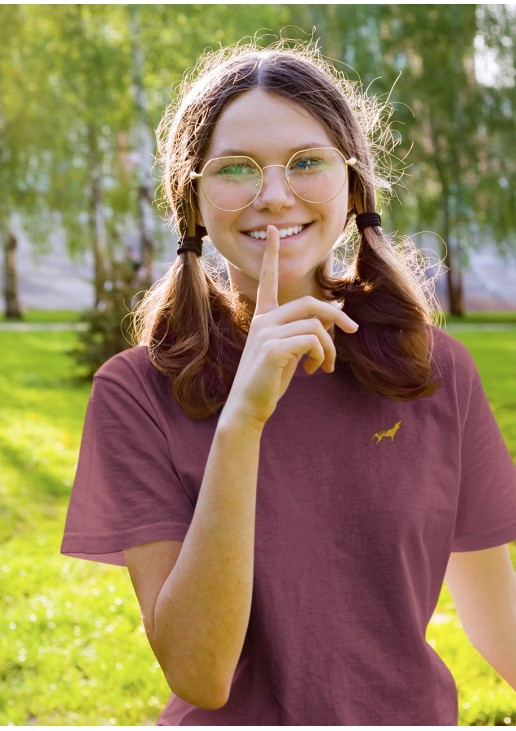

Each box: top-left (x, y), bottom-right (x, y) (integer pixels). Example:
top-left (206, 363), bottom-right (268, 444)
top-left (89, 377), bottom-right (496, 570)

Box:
top-left (371, 421), bottom-right (401, 444)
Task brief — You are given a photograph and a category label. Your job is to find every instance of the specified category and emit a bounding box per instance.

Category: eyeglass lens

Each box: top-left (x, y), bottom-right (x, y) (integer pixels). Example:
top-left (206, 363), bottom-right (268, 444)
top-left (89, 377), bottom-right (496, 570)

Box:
top-left (199, 148), bottom-right (348, 211)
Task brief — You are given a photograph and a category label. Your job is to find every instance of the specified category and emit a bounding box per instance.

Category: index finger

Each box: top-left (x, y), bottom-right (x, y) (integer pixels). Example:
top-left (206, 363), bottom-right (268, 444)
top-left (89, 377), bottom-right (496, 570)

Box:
top-left (255, 224), bottom-right (280, 315)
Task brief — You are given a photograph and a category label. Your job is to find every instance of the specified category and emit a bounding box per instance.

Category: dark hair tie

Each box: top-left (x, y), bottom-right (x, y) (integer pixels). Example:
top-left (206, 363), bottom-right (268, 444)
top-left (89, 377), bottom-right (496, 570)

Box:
top-left (177, 235), bottom-right (203, 257)
top-left (356, 212), bottom-right (382, 233)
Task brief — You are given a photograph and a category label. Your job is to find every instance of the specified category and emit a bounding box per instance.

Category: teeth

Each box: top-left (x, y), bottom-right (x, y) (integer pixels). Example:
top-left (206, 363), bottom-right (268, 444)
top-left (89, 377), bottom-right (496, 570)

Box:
top-left (248, 224), bottom-right (305, 240)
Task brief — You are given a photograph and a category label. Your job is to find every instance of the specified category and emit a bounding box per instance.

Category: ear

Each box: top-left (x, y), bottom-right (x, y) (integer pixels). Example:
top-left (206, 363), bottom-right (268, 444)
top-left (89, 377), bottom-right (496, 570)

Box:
top-left (195, 212), bottom-right (207, 239)
top-left (347, 191), bottom-right (356, 216)
top-left (195, 222), bottom-right (208, 239)
top-left (344, 193), bottom-right (356, 228)
top-left (189, 193), bottom-right (205, 229)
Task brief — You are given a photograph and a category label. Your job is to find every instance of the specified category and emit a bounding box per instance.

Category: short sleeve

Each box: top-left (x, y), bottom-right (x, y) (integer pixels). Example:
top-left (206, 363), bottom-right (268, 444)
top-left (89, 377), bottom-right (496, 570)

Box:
top-left (452, 369), bottom-right (516, 551)
top-left (61, 354), bottom-right (195, 566)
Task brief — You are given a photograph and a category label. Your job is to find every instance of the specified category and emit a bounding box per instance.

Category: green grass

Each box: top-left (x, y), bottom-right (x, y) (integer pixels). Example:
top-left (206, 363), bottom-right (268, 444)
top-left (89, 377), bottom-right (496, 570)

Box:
top-left (0, 332), bottom-right (169, 725)
top-left (443, 330), bottom-right (516, 457)
top-left (0, 328), bottom-right (515, 725)
top-left (1, 307), bottom-right (516, 326)
top-left (441, 311), bottom-right (516, 325)
top-left (0, 309), bottom-right (82, 324)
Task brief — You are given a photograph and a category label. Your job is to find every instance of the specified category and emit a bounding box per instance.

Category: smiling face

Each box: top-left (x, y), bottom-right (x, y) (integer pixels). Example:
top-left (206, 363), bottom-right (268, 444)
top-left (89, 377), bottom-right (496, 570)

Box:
top-left (195, 89), bottom-right (351, 306)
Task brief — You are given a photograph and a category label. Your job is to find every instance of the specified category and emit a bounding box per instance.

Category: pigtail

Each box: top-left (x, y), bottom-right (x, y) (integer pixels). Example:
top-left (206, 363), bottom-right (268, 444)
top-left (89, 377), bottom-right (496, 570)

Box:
top-left (317, 222), bottom-right (442, 399)
top-left (132, 217), bottom-right (250, 419)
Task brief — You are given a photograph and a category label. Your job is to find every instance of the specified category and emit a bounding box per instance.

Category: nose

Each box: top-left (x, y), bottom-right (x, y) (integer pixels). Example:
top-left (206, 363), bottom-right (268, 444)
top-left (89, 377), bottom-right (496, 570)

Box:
top-left (252, 165), bottom-right (296, 212)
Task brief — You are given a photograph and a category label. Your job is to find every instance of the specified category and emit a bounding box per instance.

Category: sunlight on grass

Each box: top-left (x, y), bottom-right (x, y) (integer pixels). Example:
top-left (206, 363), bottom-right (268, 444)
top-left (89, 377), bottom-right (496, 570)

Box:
top-left (427, 579), bottom-right (516, 725)
top-left (1, 543), bottom-right (169, 725)
top-left (452, 331), bottom-right (516, 459)
top-left (0, 309), bottom-right (81, 324)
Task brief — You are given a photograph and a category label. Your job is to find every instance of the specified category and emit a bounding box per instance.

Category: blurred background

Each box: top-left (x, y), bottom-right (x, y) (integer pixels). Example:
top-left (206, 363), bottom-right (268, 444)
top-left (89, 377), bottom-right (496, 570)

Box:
top-left (0, 3), bottom-right (515, 320)
top-left (1, 4), bottom-right (515, 726)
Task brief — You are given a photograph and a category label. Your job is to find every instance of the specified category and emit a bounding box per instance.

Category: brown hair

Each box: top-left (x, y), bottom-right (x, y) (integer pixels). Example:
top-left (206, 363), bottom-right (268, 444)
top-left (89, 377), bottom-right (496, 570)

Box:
top-left (132, 40), bottom-right (443, 420)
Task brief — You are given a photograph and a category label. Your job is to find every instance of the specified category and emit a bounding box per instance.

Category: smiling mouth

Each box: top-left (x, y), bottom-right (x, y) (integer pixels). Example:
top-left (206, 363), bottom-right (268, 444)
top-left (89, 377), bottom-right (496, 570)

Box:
top-left (245, 223), bottom-right (311, 240)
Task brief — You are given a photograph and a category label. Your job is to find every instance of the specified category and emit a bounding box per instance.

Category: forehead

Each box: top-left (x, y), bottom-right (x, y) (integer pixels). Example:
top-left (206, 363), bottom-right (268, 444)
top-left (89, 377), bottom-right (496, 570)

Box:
top-left (205, 88), bottom-right (335, 159)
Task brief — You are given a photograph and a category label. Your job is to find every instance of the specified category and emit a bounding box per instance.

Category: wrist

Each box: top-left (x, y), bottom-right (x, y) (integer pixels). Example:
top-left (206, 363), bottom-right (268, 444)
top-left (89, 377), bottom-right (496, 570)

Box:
top-left (217, 403), bottom-right (266, 437)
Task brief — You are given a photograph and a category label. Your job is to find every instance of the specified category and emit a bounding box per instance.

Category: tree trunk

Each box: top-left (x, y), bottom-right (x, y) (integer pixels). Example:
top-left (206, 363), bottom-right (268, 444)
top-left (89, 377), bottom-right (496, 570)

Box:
top-left (448, 9), bottom-right (465, 319)
top-left (447, 255), bottom-right (464, 317)
top-left (3, 230), bottom-right (22, 319)
top-left (442, 193), bottom-right (464, 317)
top-left (88, 123), bottom-right (108, 308)
top-left (129, 6), bottom-right (155, 290)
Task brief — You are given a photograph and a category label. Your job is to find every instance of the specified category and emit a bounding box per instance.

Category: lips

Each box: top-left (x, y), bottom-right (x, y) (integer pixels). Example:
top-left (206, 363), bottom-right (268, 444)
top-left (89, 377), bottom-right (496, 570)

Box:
top-left (245, 223), bottom-right (311, 240)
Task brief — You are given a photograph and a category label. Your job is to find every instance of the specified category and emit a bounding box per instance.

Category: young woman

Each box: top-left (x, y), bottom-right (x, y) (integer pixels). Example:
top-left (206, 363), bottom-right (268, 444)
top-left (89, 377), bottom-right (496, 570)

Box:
top-left (61, 41), bottom-right (516, 725)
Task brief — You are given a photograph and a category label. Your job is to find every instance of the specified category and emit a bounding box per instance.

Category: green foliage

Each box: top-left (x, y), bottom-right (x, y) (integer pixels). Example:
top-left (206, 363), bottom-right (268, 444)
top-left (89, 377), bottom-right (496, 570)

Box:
top-left (17, 5), bottom-right (137, 257)
top-left (68, 261), bottom-right (141, 380)
top-left (2, 4), bottom-right (515, 322)
top-left (0, 7), bottom-right (40, 234)
top-left (4, 4), bottom-right (513, 250)
top-left (0, 329), bottom-right (515, 724)
top-left (289, 4), bottom-right (516, 255)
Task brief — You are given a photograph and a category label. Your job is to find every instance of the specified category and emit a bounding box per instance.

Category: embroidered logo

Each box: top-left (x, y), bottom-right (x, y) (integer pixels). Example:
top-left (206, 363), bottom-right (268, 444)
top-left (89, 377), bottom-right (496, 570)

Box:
top-left (371, 421), bottom-right (401, 444)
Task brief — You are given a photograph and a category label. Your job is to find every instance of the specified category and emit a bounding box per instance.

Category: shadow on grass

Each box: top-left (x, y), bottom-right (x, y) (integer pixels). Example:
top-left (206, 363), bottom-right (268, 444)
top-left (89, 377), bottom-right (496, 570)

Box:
top-left (0, 432), bottom-right (71, 530)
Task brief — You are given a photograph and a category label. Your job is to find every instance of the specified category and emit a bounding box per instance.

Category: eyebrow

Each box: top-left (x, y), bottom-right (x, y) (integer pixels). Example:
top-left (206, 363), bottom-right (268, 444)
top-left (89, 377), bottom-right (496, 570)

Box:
top-left (212, 143), bottom-right (331, 158)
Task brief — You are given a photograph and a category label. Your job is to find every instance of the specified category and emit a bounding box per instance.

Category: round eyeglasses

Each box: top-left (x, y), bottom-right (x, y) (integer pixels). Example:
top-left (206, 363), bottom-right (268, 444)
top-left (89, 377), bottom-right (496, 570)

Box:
top-left (190, 147), bottom-right (356, 212)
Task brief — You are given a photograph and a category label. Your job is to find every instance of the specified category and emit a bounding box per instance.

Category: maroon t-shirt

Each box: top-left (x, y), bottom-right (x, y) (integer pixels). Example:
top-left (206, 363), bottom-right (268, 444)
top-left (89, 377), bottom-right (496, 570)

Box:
top-left (61, 326), bottom-right (516, 725)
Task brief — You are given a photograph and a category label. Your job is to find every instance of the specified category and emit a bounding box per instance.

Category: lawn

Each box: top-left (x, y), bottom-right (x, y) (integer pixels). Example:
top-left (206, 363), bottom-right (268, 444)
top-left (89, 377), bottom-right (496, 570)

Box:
top-left (0, 324), bottom-right (515, 725)
top-left (0, 309), bottom-right (82, 323)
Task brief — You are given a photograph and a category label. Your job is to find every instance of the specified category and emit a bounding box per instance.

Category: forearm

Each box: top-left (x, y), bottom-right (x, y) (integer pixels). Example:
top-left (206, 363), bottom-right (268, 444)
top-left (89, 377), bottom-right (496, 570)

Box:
top-left (474, 619), bottom-right (516, 690)
top-left (152, 408), bottom-right (263, 708)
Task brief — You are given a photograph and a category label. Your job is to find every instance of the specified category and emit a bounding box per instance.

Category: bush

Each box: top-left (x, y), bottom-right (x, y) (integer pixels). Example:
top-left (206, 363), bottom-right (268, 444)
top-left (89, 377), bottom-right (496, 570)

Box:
top-left (69, 260), bottom-right (143, 380)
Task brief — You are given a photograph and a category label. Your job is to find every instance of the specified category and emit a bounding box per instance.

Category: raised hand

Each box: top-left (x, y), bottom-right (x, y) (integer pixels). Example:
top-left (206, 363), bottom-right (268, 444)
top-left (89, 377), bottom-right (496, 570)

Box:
top-left (223, 225), bottom-right (359, 429)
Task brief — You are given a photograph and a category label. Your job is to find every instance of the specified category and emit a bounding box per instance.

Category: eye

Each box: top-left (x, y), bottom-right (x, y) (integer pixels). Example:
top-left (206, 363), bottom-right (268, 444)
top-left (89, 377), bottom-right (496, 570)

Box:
top-left (289, 155), bottom-right (327, 173)
top-left (215, 161), bottom-right (258, 177)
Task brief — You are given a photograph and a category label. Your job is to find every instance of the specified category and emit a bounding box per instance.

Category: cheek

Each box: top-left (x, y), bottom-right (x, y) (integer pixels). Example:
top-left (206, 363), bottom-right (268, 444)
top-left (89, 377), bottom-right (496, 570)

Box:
top-left (331, 191), bottom-right (351, 231)
top-left (320, 199), bottom-right (348, 237)
top-left (202, 210), bottom-right (227, 238)
top-left (197, 194), bottom-right (227, 233)
top-left (198, 209), bottom-right (242, 255)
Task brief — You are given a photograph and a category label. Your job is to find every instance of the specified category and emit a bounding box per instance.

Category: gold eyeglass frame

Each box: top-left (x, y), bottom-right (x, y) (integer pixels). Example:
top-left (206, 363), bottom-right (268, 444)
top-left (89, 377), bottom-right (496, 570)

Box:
top-left (190, 146), bottom-right (357, 212)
